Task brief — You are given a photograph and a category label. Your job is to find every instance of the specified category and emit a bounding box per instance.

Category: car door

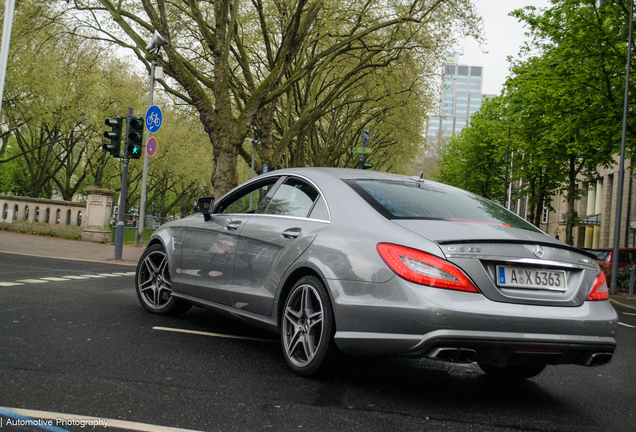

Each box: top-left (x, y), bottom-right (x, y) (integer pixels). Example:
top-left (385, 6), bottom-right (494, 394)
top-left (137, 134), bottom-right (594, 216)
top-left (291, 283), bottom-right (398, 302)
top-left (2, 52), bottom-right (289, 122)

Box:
top-left (178, 177), bottom-right (281, 306)
top-left (231, 176), bottom-right (330, 315)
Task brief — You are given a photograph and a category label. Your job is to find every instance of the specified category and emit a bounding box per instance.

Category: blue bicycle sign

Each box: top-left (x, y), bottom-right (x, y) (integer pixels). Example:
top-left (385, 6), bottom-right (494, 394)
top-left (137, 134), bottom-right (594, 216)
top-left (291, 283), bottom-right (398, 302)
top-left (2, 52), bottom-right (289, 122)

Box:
top-left (145, 105), bottom-right (163, 133)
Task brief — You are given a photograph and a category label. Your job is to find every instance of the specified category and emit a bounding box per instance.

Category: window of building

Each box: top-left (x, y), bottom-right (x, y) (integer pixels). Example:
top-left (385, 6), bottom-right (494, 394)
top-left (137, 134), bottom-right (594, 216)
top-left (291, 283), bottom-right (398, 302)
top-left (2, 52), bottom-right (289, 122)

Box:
top-left (24, 206), bottom-right (29, 221)
top-left (13, 205), bottom-right (18, 221)
top-left (542, 207), bottom-right (549, 223)
top-left (66, 209), bottom-right (71, 225)
top-left (2, 203), bottom-right (7, 220)
top-left (77, 211), bottom-right (82, 226)
top-left (35, 207), bottom-right (40, 222)
top-left (445, 65), bottom-right (456, 75)
top-left (458, 66), bottom-right (469, 76)
top-left (470, 66), bottom-right (482, 76)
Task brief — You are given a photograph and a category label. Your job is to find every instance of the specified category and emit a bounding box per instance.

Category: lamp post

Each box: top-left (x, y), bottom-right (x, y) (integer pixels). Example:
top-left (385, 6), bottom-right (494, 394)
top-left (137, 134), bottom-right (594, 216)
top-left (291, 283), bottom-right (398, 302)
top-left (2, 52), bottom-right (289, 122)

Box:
top-left (137, 31), bottom-right (168, 247)
top-left (611, 0), bottom-right (634, 294)
top-left (0, 0), bottom-right (15, 121)
top-left (460, 158), bottom-right (468, 190)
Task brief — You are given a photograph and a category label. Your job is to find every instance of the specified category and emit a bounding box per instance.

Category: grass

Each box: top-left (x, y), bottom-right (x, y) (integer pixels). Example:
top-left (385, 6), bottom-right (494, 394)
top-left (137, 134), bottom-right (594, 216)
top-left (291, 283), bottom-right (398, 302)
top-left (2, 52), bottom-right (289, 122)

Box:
top-left (109, 227), bottom-right (154, 245)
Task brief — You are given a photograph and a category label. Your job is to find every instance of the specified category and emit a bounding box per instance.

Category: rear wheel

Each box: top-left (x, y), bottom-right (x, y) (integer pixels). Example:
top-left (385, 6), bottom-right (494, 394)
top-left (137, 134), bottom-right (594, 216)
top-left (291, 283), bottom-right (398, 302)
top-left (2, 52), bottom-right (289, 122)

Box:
top-left (478, 362), bottom-right (546, 380)
top-left (281, 275), bottom-right (337, 377)
top-left (136, 244), bottom-right (192, 315)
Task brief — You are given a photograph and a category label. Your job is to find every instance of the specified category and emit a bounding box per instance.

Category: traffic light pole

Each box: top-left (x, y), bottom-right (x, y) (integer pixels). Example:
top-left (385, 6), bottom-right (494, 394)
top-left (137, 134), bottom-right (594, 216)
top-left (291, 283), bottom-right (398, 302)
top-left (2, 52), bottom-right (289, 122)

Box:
top-left (115, 108), bottom-right (133, 261)
top-left (137, 57), bottom-right (157, 247)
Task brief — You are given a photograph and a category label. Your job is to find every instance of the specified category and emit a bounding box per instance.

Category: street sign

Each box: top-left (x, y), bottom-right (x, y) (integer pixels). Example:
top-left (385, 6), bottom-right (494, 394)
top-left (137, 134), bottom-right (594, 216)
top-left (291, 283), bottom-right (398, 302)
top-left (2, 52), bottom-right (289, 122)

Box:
top-left (145, 105), bottom-right (163, 133)
top-left (263, 164), bottom-right (269, 173)
top-left (362, 130), bottom-right (370, 146)
top-left (352, 147), bottom-right (373, 154)
top-left (146, 137), bottom-right (157, 157)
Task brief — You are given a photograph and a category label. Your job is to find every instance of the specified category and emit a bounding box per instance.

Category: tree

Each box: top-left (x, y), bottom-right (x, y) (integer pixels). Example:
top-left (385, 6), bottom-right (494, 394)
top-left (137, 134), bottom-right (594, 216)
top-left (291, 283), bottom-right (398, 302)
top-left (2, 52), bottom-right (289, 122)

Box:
top-left (67, 0), bottom-right (481, 197)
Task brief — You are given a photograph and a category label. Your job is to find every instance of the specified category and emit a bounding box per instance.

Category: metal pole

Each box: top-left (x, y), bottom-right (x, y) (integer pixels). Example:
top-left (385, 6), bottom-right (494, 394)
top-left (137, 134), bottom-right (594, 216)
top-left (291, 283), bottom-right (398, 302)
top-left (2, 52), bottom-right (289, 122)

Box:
top-left (137, 58), bottom-right (156, 247)
top-left (508, 151), bottom-right (514, 210)
top-left (0, 0), bottom-right (15, 121)
top-left (115, 108), bottom-right (133, 261)
top-left (629, 267), bottom-right (634, 300)
top-left (611, 0), bottom-right (633, 295)
top-left (504, 126), bottom-right (510, 208)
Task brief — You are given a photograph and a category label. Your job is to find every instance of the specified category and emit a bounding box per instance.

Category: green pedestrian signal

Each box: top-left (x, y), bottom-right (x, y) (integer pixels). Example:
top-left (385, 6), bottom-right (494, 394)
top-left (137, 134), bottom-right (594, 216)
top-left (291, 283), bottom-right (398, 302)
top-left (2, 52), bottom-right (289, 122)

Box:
top-left (103, 117), bottom-right (124, 157)
top-left (126, 116), bottom-right (144, 159)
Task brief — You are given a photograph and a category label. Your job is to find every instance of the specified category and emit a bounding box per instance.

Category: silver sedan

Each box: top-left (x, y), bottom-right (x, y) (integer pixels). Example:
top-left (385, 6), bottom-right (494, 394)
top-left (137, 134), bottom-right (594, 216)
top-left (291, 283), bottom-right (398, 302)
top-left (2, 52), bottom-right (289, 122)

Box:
top-left (135, 168), bottom-right (617, 379)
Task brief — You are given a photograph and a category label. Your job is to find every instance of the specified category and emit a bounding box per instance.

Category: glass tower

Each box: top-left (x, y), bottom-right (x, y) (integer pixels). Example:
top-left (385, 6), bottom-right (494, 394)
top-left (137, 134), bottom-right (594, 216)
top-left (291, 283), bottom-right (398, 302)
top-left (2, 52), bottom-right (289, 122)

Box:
top-left (427, 63), bottom-right (494, 145)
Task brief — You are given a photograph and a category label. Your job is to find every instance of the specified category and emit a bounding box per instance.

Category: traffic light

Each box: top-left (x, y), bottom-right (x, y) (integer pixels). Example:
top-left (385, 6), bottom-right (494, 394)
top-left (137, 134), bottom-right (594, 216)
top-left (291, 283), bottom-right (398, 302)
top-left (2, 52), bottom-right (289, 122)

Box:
top-left (103, 117), bottom-right (124, 157)
top-left (126, 116), bottom-right (144, 159)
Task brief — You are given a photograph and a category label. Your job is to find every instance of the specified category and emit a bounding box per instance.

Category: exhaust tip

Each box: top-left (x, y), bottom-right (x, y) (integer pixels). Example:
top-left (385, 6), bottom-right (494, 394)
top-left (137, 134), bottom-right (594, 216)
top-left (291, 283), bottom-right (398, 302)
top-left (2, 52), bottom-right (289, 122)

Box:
top-left (585, 352), bottom-right (613, 366)
top-left (428, 347), bottom-right (476, 363)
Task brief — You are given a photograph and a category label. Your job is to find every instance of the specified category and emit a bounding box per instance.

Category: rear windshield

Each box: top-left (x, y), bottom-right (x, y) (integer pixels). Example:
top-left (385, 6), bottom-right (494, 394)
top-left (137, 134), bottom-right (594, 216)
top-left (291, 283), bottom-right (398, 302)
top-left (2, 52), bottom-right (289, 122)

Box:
top-left (589, 250), bottom-right (610, 261)
top-left (345, 179), bottom-right (541, 232)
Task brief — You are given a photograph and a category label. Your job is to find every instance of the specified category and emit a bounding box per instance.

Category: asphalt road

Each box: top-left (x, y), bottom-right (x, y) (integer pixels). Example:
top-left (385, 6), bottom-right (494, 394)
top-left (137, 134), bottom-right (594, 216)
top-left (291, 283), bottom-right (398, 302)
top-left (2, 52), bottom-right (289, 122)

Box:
top-left (0, 252), bottom-right (634, 432)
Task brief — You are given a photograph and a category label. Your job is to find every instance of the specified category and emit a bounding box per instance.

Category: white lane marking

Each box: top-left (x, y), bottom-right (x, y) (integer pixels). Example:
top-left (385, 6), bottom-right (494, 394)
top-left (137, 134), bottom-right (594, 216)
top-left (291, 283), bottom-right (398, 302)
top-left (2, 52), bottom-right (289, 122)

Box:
top-left (84, 274), bottom-right (108, 278)
top-left (40, 277), bottom-right (72, 282)
top-left (623, 312), bottom-right (636, 316)
top-left (62, 275), bottom-right (91, 280)
top-left (619, 322), bottom-right (636, 328)
top-left (124, 271), bottom-right (136, 275)
top-left (112, 272), bottom-right (135, 276)
top-left (152, 326), bottom-right (279, 343)
top-left (98, 273), bottom-right (122, 277)
top-left (610, 298), bottom-right (636, 310)
top-left (15, 279), bottom-right (49, 283)
top-left (0, 406), bottom-right (205, 432)
top-left (0, 282), bottom-right (24, 287)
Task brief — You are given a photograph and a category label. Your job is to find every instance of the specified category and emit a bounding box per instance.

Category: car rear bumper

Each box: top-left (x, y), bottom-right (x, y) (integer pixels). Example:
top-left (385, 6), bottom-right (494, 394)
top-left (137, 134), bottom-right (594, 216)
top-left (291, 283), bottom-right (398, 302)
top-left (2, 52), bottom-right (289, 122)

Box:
top-left (328, 278), bottom-right (618, 365)
top-left (334, 329), bottom-right (616, 366)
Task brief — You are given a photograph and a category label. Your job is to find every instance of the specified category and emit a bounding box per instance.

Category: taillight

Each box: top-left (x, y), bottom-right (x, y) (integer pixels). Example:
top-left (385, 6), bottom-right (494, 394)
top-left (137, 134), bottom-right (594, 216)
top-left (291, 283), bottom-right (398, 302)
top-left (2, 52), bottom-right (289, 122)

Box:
top-left (586, 271), bottom-right (609, 301)
top-left (377, 243), bottom-right (479, 293)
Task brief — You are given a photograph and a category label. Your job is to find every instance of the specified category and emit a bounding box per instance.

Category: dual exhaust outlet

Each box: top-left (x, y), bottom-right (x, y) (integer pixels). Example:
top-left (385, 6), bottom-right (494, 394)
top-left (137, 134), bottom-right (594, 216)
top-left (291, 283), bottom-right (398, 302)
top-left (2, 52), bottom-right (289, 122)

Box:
top-left (428, 347), bottom-right (613, 367)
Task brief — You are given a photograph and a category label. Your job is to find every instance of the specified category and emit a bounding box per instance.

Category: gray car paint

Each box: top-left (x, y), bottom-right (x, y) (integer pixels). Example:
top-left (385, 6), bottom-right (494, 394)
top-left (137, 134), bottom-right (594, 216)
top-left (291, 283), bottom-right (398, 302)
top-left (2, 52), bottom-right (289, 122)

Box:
top-left (144, 167), bottom-right (617, 362)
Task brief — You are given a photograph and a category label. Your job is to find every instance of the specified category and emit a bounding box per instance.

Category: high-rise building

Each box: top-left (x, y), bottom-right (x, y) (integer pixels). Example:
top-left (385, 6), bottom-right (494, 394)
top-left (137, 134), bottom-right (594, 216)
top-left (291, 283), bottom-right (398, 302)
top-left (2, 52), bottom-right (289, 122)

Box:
top-left (427, 61), bottom-right (495, 147)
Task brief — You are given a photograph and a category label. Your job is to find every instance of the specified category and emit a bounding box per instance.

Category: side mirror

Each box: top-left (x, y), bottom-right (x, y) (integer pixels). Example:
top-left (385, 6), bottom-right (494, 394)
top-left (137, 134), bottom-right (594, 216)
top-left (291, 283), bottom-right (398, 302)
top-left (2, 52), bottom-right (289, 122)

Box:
top-left (193, 196), bottom-right (215, 221)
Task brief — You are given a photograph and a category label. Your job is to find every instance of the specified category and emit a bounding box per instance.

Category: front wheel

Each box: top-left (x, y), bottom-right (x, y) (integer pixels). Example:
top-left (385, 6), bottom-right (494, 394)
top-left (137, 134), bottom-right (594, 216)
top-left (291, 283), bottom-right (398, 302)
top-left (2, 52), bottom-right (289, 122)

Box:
top-left (281, 275), bottom-right (338, 377)
top-left (136, 244), bottom-right (192, 315)
top-left (478, 362), bottom-right (546, 380)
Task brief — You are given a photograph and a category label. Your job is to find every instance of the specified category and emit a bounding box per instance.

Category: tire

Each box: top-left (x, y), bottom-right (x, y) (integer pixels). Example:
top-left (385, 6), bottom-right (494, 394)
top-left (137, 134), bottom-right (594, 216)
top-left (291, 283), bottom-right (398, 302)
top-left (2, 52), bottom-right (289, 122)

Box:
top-left (281, 275), bottom-right (338, 377)
top-left (478, 362), bottom-right (546, 380)
top-left (135, 244), bottom-right (192, 315)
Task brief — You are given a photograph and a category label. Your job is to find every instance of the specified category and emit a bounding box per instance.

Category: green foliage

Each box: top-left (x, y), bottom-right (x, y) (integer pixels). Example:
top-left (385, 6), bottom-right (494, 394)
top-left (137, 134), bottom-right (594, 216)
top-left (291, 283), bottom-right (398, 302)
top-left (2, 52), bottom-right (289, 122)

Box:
top-left (435, 97), bottom-right (508, 200)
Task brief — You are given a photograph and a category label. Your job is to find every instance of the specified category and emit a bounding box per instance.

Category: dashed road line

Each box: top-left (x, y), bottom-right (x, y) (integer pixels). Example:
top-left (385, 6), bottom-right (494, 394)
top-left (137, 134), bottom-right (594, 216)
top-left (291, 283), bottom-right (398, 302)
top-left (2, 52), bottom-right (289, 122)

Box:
top-left (623, 312), bottom-right (636, 316)
top-left (0, 272), bottom-right (134, 287)
top-left (618, 322), bottom-right (635, 328)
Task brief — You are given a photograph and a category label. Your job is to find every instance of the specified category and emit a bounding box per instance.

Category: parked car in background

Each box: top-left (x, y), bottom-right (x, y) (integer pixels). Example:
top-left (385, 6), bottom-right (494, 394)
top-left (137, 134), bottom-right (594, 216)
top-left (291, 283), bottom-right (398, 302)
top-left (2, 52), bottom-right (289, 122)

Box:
top-left (135, 168), bottom-right (617, 380)
top-left (589, 248), bottom-right (636, 281)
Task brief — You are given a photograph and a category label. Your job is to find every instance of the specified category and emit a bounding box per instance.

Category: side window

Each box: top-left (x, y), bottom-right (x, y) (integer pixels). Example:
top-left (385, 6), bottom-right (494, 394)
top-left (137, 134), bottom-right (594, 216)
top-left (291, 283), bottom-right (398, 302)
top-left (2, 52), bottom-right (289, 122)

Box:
top-left (309, 196), bottom-right (329, 221)
top-left (220, 178), bottom-right (279, 214)
top-left (264, 177), bottom-right (319, 217)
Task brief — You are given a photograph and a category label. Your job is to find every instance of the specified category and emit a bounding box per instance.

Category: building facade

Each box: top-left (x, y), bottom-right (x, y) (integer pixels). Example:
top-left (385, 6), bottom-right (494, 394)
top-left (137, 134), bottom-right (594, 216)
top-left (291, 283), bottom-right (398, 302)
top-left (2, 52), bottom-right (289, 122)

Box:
top-left (427, 62), bottom-right (496, 144)
top-left (540, 156), bottom-right (636, 249)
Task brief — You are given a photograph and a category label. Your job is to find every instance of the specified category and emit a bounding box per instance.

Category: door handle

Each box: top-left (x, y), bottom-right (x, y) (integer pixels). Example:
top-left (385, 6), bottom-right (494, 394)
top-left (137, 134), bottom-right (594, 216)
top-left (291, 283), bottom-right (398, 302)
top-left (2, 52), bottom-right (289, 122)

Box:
top-left (226, 221), bottom-right (241, 231)
top-left (282, 228), bottom-right (302, 239)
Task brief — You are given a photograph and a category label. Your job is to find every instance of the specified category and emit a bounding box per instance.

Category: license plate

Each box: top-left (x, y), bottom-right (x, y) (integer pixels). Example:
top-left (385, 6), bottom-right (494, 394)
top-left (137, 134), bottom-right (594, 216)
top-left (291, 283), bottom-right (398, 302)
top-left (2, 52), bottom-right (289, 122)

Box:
top-left (496, 266), bottom-right (567, 291)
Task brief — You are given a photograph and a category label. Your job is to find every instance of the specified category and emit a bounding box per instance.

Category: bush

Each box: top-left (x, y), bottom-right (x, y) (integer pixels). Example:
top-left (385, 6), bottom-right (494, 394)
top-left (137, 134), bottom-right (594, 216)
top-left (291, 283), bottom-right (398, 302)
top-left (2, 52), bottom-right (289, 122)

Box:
top-left (616, 265), bottom-right (635, 293)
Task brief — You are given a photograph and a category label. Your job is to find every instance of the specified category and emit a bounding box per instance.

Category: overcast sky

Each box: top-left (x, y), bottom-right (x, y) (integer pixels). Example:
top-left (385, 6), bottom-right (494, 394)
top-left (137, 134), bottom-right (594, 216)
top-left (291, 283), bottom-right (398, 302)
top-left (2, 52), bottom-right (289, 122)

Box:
top-left (453, 0), bottom-right (553, 95)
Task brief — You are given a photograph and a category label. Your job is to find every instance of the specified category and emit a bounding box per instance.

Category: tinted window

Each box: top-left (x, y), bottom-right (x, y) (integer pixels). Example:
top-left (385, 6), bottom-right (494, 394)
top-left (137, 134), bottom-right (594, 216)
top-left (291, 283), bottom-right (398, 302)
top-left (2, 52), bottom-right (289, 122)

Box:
top-left (309, 196), bottom-right (329, 221)
top-left (589, 250), bottom-right (610, 261)
top-left (220, 178), bottom-right (278, 214)
top-left (346, 179), bottom-right (541, 232)
top-left (265, 178), bottom-right (319, 217)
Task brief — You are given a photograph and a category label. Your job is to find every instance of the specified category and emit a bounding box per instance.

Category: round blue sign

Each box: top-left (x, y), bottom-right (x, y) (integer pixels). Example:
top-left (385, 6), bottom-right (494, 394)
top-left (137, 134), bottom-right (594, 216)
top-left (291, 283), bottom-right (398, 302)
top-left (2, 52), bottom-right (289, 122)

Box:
top-left (145, 105), bottom-right (163, 133)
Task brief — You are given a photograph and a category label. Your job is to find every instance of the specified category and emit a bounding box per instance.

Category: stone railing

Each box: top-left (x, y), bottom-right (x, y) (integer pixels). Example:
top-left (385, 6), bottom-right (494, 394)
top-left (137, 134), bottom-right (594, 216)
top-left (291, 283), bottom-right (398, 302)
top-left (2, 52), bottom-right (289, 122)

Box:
top-left (0, 186), bottom-right (115, 242)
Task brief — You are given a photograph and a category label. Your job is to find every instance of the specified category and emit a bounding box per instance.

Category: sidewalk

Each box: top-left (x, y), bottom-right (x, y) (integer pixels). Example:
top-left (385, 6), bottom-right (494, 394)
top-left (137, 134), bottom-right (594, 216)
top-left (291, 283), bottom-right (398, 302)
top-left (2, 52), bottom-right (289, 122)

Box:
top-left (0, 230), bottom-right (143, 267)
